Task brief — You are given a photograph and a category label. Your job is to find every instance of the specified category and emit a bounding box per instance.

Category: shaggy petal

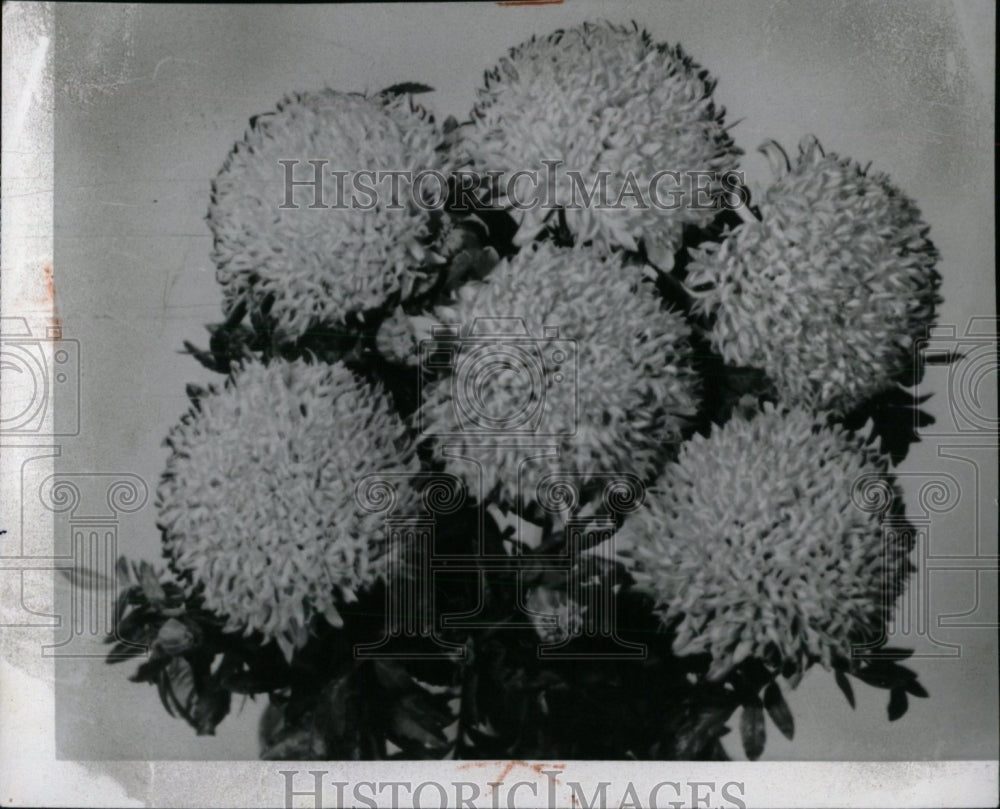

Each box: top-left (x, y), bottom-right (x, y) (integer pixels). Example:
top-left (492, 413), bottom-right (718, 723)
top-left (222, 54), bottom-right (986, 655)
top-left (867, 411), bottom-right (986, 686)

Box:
top-left (687, 136), bottom-right (940, 413)
top-left (622, 405), bottom-right (910, 679)
top-left (157, 359), bottom-right (419, 650)
top-left (209, 90), bottom-right (453, 340)
top-left (465, 22), bottom-right (741, 257)
top-left (418, 242), bottom-right (699, 508)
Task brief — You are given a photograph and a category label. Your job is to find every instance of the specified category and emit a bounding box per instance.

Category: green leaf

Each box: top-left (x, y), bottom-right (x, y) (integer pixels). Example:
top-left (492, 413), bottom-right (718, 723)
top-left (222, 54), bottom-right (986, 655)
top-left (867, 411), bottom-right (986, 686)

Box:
top-left (888, 687), bottom-right (909, 721)
top-left (740, 697), bottom-right (766, 760)
top-left (762, 682), bottom-right (794, 740)
top-left (834, 670), bottom-right (855, 709)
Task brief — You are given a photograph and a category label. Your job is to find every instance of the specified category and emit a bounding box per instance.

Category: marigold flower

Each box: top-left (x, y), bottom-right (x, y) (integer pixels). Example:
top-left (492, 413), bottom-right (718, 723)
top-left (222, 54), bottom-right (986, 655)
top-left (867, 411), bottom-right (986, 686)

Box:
top-left (209, 90), bottom-right (452, 340)
top-left (622, 405), bottom-right (911, 680)
top-left (686, 135), bottom-right (940, 414)
top-left (418, 243), bottom-right (699, 509)
top-left (157, 358), bottom-right (419, 654)
top-left (465, 21), bottom-right (741, 262)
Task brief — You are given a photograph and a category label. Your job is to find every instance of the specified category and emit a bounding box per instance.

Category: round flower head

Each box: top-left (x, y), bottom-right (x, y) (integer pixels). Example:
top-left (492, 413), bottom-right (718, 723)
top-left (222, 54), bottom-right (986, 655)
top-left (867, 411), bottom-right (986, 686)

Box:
top-left (209, 90), bottom-right (452, 341)
top-left (686, 135), bottom-right (940, 414)
top-left (157, 358), bottom-right (419, 655)
top-left (418, 242), bottom-right (699, 509)
top-left (466, 21), bottom-right (741, 262)
top-left (622, 405), bottom-right (910, 681)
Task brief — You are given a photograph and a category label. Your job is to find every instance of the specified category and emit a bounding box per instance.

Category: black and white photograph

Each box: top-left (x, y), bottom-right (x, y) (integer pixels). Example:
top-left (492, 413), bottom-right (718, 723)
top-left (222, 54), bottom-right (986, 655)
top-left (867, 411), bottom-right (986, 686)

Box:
top-left (1, 2), bottom-right (997, 806)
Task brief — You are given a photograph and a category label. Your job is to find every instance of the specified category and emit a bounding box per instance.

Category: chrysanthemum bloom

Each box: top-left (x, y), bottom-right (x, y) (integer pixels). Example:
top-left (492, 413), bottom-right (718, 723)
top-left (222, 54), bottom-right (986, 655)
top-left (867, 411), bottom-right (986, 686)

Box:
top-left (157, 358), bottom-right (419, 655)
top-left (465, 21), bottom-right (741, 262)
top-left (418, 243), bottom-right (699, 509)
top-left (686, 135), bottom-right (940, 414)
top-left (209, 90), bottom-right (452, 341)
top-left (622, 405), bottom-right (910, 681)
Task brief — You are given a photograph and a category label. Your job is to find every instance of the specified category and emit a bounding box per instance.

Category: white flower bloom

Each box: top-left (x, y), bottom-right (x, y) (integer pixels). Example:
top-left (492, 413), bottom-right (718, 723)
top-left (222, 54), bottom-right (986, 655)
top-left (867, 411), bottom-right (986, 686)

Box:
top-left (686, 135), bottom-right (940, 414)
top-left (157, 358), bottom-right (419, 652)
top-left (622, 405), bottom-right (911, 680)
top-left (209, 90), bottom-right (454, 340)
top-left (418, 242), bottom-right (699, 509)
top-left (465, 22), bottom-right (741, 260)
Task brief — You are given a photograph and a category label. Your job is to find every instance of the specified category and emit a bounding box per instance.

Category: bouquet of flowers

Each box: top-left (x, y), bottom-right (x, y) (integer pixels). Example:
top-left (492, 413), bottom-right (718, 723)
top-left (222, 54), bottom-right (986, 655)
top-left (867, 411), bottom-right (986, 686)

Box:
top-left (103, 21), bottom-right (944, 760)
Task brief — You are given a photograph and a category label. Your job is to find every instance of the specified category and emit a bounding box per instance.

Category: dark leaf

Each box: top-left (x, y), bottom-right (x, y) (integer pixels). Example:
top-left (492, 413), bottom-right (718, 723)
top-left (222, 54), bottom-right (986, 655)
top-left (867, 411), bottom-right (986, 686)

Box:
top-left (763, 682), bottom-right (795, 740)
top-left (258, 702), bottom-right (286, 753)
top-left (138, 561), bottom-right (166, 606)
top-left (740, 697), bottom-right (766, 761)
top-left (116, 555), bottom-right (133, 587)
top-left (852, 661), bottom-right (917, 690)
top-left (888, 687), bottom-right (909, 721)
top-left (261, 728), bottom-right (318, 761)
top-left (313, 672), bottom-right (364, 759)
top-left (156, 672), bottom-right (175, 717)
top-left (904, 679), bottom-right (929, 699)
top-left (380, 82), bottom-right (434, 97)
top-left (185, 383), bottom-right (206, 404)
top-left (389, 692), bottom-right (454, 755)
top-left (111, 587), bottom-right (136, 636)
top-left (834, 670), bottom-right (855, 709)
top-left (842, 387), bottom-right (934, 465)
top-left (374, 659), bottom-right (413, 693)
top-left (58, 565), bottom-right (115, 591)
top-left (106, 640), bottom-right (148, 663)
top-left (192, 683), bottom-right (232, 736)
top-left (115, 606), bottom-right (156, 645)
top-left (671, 702), bottom-right (736, 759)
top-left (922, 349), bottom-right (963, 366)
top-left (854, 646), bottom-right (914, 661)
top-left (164, 656), bottom-right (196, 718)
top-left (129, 658), bottom-right (166, 685)
top-left (182, 340), bottom-right (226, 373)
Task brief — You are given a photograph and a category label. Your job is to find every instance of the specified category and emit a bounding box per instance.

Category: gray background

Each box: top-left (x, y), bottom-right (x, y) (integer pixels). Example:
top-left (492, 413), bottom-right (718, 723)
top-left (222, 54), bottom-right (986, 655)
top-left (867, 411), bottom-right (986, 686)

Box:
top-left (52, 1), bottom-right (996, 760)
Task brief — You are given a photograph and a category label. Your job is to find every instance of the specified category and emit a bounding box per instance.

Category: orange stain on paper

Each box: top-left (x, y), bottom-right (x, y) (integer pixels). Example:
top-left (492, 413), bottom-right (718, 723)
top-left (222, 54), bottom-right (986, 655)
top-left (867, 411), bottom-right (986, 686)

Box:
top-left (459, 759), bottom-right (564, 791)
top-left (42, 262), bottom-right (62, 334)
